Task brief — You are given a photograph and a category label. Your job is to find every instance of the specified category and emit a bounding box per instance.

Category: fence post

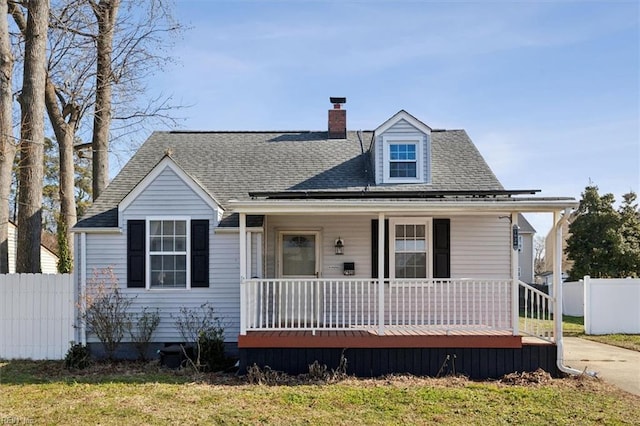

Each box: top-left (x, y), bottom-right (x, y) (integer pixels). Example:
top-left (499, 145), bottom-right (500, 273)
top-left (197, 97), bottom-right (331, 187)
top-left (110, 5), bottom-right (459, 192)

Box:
top-left (583, 275), bottom-right (591, 335)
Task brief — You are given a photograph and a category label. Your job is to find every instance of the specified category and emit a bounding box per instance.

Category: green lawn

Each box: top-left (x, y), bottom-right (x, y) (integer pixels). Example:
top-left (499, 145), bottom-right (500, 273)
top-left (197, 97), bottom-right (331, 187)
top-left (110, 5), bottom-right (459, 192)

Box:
top-left (1, 360), bottom-right (639, 425)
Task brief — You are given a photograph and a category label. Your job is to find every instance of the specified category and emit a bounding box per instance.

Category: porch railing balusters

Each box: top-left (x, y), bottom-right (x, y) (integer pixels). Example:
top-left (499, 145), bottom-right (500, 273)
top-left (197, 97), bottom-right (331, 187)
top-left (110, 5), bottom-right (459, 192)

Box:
top-left (242, 278), bottom-right (540, 337)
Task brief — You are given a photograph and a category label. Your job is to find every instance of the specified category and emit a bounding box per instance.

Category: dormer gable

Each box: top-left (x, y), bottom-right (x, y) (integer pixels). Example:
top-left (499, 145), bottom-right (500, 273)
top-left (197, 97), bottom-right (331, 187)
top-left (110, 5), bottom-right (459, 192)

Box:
top-left (372, 110), bottom-right (432, 185)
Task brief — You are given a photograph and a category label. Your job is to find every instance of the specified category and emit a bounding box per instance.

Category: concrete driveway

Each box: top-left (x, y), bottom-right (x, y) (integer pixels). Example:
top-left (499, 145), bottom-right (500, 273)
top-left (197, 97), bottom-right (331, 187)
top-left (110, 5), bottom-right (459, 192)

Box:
top-left (563, 337), bottom-right (640, 396)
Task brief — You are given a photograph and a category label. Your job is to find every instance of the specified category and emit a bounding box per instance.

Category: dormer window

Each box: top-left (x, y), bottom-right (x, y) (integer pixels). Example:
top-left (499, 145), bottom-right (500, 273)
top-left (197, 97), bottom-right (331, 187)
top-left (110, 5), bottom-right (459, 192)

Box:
top-left (383, 136), bottom-right (424, 183)
top-left (389, 143), bottom-right (417, 178)
top-left (373, 110), bottom-right (432, 185)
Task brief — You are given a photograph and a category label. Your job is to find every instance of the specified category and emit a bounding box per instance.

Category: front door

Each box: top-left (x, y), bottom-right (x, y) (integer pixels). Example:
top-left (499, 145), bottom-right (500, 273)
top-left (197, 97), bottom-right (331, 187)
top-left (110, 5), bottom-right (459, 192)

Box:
top-left (278, 231), bottom-right (321, 327)
top-left (279, 232), bottom-right (320, 278)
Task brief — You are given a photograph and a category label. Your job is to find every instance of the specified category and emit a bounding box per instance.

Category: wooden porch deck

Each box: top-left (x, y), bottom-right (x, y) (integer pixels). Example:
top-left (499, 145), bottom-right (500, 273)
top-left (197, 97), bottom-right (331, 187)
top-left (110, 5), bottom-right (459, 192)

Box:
top-left (239, 326), bottom-right (535, 349)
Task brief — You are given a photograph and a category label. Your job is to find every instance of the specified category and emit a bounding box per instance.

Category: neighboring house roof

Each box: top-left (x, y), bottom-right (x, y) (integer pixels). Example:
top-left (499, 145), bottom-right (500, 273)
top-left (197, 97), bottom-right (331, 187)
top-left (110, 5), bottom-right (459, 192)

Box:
top-left (518, 214), bottom-right (536, 234)
top-left (76, 126), bottom-right (506, 229)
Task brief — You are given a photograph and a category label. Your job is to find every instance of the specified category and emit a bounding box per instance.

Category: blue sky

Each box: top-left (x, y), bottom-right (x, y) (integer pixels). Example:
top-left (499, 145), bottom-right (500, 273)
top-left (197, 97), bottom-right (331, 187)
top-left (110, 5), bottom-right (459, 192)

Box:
top-left (148, 0), bottom-right (639, 236)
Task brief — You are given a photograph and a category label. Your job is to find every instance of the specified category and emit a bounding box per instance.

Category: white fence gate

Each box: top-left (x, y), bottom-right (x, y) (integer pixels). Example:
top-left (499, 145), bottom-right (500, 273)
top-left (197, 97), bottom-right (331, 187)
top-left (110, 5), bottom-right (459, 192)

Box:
top-left (0, 274), bottom-right (75, 360)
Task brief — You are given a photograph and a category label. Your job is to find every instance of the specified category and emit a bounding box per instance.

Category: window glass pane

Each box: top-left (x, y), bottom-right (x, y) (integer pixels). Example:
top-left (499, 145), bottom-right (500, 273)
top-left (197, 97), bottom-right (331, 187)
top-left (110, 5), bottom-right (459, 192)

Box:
top-left (163, 221), bottom-right (174, 235)
top-left (395, 225), bottom-right (404, 238)
top-left (176, 254), bottom-right (186, 270)
top-left (175, 271), bottom-right (187, 287)
top-left (282, 234), bottom-right (316, 276)
top-left (162, 237), bottom-right (174, 252)
top-left (406, 225), bottom-right (415, 238)
top-left (416, 225), bottom-right (425, 238)
top-left (150, 221), bottom-right (161, 236)
top-left (395, 240), bottom-right (405, 251)
top-left (175, 221), bottom-right (186, 235)
top-left (150, 237), bottom-right (161, 252)
top-left (175, 237), bottom-right (186, 251)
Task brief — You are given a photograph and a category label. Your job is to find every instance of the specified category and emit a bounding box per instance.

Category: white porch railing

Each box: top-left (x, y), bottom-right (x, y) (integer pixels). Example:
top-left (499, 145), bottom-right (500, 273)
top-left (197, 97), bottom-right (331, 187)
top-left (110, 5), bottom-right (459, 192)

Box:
top-left (519, 281), bottom-right (555, 342)
top-left (240, 278), bottom-right (514, 334)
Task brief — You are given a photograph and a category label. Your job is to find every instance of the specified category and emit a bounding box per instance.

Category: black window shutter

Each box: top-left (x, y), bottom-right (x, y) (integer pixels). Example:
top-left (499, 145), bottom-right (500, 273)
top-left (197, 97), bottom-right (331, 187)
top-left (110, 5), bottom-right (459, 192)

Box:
top-left (127, 220), bottom-right (146, 288)
top-left (191, 220), bottom-right (209, 287)
top-left (371, 219), bottom-right (389, 278)
top-left (433, 219), bottom-right (451, 278)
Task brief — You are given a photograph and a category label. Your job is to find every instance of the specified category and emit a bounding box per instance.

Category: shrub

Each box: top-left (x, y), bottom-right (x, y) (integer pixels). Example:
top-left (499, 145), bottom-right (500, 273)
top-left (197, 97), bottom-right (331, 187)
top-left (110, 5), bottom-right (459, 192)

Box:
top-left (80, 267), bottom-right (134, 360)
top-left (129, 307), bottom-right (161, 361)
top-left (172, 303), bottom-right (227, 371)
top-left (64, 342), bottom-right (90, 369)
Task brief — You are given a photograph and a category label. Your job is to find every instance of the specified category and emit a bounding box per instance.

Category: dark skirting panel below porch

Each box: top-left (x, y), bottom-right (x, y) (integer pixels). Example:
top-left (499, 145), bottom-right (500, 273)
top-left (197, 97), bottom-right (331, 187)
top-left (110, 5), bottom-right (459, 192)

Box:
top-left (239, 344), bottom-right (558, 379)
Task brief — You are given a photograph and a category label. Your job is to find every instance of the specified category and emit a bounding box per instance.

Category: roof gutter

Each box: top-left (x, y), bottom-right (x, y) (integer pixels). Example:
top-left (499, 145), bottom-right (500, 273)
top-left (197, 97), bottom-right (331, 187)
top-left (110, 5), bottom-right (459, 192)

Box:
top-left (70, 227), bottom-right (122, 234)
top-left (229, 198), bottom-right (579, 214)
top-left (553, 208), bottom-right (596, 377)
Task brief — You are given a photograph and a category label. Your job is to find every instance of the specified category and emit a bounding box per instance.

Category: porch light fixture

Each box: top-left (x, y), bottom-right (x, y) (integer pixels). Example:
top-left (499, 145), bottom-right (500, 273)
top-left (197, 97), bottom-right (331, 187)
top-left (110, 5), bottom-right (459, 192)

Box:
top-left (334, 237), bottom-right (345, 255)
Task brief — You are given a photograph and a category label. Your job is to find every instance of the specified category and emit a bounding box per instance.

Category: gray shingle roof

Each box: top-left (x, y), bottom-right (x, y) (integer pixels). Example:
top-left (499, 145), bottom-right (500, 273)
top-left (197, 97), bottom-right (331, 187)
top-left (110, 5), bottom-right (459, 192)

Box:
top-left (75, 129), bottom-right (504, 228)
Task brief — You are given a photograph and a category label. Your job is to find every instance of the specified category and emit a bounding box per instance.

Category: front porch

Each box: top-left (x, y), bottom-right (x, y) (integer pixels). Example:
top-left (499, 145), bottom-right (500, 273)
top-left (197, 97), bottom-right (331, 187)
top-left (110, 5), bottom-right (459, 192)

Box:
top-left (232, 197), bottom-right (573, 378)
top-left (237, 277), bottom-right (557, 377)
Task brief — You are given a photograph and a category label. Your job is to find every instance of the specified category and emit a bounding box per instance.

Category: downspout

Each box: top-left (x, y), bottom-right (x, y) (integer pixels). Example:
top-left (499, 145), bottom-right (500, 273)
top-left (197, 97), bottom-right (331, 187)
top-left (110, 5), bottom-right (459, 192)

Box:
top-left (80, 232), bottom-right (87, 346)
top-left (554, 208), bottom-right (595, 376)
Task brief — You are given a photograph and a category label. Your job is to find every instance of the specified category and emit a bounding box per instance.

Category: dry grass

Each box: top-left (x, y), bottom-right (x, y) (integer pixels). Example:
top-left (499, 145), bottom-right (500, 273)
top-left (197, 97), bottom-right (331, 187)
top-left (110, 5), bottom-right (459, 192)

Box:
top-left (1, 360), bottom-right (639, 425)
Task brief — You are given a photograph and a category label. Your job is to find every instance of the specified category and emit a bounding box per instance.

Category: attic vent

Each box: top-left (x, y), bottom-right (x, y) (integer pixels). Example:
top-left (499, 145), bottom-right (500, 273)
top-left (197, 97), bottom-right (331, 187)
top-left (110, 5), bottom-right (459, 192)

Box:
top-left (328, 97), bottom-right (346, 139)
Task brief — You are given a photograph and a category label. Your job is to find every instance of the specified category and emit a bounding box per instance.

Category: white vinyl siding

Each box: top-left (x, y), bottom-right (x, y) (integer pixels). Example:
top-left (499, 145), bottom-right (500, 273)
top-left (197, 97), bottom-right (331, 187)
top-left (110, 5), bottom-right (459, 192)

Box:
top-left (8, 222), bottom-right (59, 274)
top-left (450, 216), bottom-right (511, 279)
top-left (122, 167), bottom-right (216, 223)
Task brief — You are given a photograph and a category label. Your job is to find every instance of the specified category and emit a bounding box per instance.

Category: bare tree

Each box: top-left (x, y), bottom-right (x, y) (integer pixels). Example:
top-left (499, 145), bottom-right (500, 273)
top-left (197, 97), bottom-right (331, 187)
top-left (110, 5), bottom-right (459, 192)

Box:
top-left (89, 0), bottom-right (120, 200)
top-left (15, 0), bottom-right (50, 273)
top-left (9, 0), bottom-right (182, 271)
top-left (0, 0), bottom-right (16, 273)
top-left (534, 235), bottom-right (545, 277)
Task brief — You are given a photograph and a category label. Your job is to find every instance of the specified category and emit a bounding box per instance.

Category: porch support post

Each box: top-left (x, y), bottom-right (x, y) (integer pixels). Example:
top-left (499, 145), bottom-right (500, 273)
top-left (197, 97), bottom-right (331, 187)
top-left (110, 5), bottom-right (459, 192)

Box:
top-left (511, 212), bottom-right (519, 336)
top-left (378, 212), bottom-right (385, 335)
top-left (246, 231), bottom-right (252, 278)
top-left (239, 213), bottom-right (247, 335)
top-left (553, 209), bottom-right (568, 343)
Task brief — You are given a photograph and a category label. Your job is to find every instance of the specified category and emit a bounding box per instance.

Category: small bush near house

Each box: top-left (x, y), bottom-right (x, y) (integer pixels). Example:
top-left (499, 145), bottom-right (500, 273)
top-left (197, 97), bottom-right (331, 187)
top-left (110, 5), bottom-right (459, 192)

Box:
top-left (79, 267), bottom-right (134, 360)
top-left (129, 307), bottom-right (161, 361)
top-left (172, 303), bottom-right (229, 372)
top-left (64, 342), bottom-right (91, 370)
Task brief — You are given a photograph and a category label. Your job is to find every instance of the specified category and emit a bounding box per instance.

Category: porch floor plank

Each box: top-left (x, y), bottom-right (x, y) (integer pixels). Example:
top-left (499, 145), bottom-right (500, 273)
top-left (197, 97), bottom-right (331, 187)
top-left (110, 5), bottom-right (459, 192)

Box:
top-left (239, 327), bottom-right (529, 349)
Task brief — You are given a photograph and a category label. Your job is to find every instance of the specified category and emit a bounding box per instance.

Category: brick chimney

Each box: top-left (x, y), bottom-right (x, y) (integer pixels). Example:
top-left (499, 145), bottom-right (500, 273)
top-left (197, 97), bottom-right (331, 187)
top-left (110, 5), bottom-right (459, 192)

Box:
top-left (328, 97), bottom-right (346, 139)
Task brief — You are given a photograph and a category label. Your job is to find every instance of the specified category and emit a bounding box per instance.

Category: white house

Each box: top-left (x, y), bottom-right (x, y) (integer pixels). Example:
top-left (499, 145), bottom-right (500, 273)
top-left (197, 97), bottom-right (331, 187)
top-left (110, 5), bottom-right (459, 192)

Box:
top-left (72, 98), bottom-right (577, 378)
top-left (8, 221), bottom-right (58, 273)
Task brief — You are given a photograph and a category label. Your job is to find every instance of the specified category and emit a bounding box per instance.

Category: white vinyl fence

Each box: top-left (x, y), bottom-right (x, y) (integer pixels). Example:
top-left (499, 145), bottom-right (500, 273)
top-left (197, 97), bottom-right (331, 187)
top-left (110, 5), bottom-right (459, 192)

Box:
top-left (562, 281), bottom-right (584, 317)
top-left (583, 276), bottom-right (640, 335)
top-left (0, 274), bottom-right (75, 360)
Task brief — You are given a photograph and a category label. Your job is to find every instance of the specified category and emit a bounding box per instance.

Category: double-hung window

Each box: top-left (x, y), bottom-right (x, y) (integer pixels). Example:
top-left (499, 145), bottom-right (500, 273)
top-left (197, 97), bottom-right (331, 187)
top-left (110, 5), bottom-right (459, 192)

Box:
top-left (149, 219), bottom-right (188, 289)
top-left (383, 136), bottom-right (423, 183)
top-left (390, 218), bottom-right (432, 279)
top-left (390, 144), bottom-right (417, 178)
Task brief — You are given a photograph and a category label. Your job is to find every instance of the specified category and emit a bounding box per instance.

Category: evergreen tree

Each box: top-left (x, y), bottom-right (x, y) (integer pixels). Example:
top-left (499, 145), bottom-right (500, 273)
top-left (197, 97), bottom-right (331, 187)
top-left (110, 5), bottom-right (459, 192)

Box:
top-left (617, 192), bottom-right (640, 277)
top-left (567, 185), bottom-right (622, 279)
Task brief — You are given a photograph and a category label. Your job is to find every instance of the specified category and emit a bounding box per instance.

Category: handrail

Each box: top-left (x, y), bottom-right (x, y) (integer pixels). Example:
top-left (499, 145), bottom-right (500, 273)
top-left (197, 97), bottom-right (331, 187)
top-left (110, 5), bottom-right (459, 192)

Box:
top-left (518, 280), bottom-right (555, 343)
